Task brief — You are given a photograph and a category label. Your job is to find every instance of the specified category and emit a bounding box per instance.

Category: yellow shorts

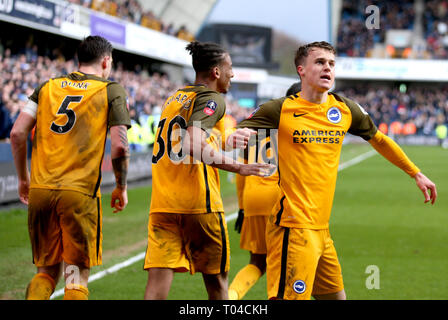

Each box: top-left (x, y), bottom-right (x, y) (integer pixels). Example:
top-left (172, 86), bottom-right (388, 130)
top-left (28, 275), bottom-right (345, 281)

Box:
top-left (28, 188), bottom-right (102, 268)
top-left (144, 212), bottom-right (230, 275)
top-left (240, 215), bottom-right (269, 254)
top-left (266, 218), bottom-right (344, 300)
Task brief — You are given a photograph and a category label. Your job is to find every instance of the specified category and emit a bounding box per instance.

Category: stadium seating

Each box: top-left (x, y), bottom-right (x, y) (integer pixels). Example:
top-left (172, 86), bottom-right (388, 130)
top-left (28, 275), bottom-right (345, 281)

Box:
top-left (337, 0), bottom-right (448, 59)
top-left (337, 0), bottom-right (415, 58)
top-left (1, 0), bottom-right (447, 144)
top-left (0, 48), bottom-right (252, 145)
top-left (335, 84), bottom-right (448, 136)
top-left (67, 0), bottom-right (195, 41)
top-left (423, 0), bottom-right (448, 59)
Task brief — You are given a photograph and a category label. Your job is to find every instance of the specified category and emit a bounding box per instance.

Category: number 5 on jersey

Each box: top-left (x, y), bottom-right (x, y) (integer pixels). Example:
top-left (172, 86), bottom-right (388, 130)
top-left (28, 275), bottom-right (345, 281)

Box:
top-left (50, 95), bottom-right (83, 134)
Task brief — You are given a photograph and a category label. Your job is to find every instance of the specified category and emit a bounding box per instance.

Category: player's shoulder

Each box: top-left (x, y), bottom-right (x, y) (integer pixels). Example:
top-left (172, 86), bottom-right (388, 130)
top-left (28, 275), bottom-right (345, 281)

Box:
top-left (196, 86), bottom-right (224, 99)
top-left (237, 96), bottom-right (287, 129)
top-left (190, 86), bottom-right (225, 107)
top-left (264, 96), bottom-right (289, 108)
top-left (330, 92), bottom-right (367, 115)
top-left (254, 96), bottom-right (287, 116)
top-left (105, 81), bottom-right (126, 92)
top-left (330, 92), bottom-right (357, 107)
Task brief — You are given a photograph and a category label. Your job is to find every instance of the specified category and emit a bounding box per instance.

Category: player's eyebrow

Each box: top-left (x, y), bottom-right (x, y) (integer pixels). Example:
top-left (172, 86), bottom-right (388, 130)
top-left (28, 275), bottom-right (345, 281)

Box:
top-left (315, 57), bottom-right (335, 65)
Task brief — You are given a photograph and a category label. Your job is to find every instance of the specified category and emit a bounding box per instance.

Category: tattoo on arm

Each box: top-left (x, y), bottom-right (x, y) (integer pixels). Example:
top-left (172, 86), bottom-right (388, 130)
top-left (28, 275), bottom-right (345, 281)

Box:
top-left (110, 125), bottom-right (130, 186)
top-left (112, 156), bottom-right (129, 187)
top-left (117, 126), bottom-right (130, 156)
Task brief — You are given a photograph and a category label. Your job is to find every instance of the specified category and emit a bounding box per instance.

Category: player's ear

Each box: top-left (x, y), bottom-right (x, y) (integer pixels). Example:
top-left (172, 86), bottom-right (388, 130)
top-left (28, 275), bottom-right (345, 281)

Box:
top-left (297, 65), bottom-right (304, 78)
top-left (212, 66), bottom-right (220, 80)
top-left (101, 56), bottom-right (109, 70)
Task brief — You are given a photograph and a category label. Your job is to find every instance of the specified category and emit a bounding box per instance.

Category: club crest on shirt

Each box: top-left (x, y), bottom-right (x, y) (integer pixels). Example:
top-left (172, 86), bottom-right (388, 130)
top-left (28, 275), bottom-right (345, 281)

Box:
top-left (327, 106), bottom-right (342, 124)
top-left (293, 280), bottom-right (306, 294)
top-left (203, 100), bottom-right (218, 116)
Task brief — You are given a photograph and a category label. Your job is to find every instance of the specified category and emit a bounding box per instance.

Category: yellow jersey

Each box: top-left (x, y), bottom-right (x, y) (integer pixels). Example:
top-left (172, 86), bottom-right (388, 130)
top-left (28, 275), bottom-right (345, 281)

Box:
top-left (150, 85), bottom-right (226, 214)
top-left (238, 92), bottom-right (377, 229)
top-left (29, 71), bottom-right (130, 197)
top-left (242, 133), bottom-right (281, 217)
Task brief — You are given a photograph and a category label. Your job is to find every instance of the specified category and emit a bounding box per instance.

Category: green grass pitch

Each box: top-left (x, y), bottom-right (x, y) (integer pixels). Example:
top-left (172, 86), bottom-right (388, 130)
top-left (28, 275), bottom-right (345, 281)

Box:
top-left (0, 143), bottom-right (447, 300)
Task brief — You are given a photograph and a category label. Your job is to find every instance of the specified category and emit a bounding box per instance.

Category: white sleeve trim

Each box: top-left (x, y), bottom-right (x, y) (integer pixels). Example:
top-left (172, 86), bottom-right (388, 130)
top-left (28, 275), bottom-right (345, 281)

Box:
top-left (22, 100), bottom-right (37, 119)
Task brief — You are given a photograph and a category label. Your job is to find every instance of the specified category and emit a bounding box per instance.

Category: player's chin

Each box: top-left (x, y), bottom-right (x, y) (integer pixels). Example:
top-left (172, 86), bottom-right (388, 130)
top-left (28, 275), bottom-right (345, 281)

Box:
top-left (318, 81), bottom-right (333, 91)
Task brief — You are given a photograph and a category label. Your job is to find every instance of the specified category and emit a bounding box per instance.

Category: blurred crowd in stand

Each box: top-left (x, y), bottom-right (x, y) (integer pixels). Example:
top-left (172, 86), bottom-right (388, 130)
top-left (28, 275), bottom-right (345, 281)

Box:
top-left (336, 0), bottom-right (448, 59)
top-left (424, 0), bottom-right (448, 59)
top-left (0, 47), bottom-right (252, 152)
top-left (1, 44), bottom-right (447, 151)
top-left (335, 84), bottom-right (448, 140)
top-left (337, 0), bottom-right (415, 57)
top-left (68, 0), bottom-right (195, 42)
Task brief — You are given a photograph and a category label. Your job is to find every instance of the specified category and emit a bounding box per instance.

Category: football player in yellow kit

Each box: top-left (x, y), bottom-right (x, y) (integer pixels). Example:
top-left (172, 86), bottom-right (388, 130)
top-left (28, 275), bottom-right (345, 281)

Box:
top-left (10, 36), bottom-right (131, 300)
top-left (235, 41), bottom-right (437, 300)
top-left (143, 41), bottom-right (272, 300)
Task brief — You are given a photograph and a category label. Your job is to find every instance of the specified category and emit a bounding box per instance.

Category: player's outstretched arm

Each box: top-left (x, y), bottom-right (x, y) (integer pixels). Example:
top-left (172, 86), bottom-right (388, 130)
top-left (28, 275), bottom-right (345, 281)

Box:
top-left (368, 130), bottom-right (437, 205)
top-left (413, 172), bottom-right (437, 205)
top-left (110, 125), bottom-right (130, 213)
top-left (184, 126), bottom-right (273, 177)
top-left (10, 111), bottom-right (36, 205)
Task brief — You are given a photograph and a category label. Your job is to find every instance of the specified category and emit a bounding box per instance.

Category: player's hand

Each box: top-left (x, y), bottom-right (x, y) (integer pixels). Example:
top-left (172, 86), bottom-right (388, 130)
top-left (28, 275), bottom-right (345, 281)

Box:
top-left (238, 163), bottom-right (276, 177)
top-left (234, 209), bottom-right (244, 233)
top-left (226, 128), bottom-right (257, 149)
top-left (414, 172), bottom-right (437, 205)
top-left (111, 185), bottom-right (128, 213)
top-left (18, 178), bottom-right (30, 205)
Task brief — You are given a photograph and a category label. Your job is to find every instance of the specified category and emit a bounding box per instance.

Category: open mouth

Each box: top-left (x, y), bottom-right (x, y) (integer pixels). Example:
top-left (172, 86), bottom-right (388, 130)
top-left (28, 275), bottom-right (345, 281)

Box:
top-left (320, 75), bottom-right (331, 81)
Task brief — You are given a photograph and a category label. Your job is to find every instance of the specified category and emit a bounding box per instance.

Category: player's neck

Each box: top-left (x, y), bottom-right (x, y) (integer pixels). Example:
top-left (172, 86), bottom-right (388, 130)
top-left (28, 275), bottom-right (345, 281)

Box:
top-left (78, 65), bottom-right (104, 78)
top-left (194, 76), bottom-right (218, 92)
top-left (300, 86), bottom-right (328, 105)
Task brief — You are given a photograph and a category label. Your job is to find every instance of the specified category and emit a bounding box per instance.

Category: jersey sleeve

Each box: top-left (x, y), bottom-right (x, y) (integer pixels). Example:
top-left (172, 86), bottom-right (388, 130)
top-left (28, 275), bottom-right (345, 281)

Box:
top-left (107, 82), bottom-right (131, 129)
top-left (25, 81), bottom-right (48, 119)
top-left (343, 96), bottom-right (378, 140)
top-left (237, 98), bottom-right (285, 129)
top-left (187, 91), bottom-right (226, 131)
top-left (28, 81), bottom-right (48, 104)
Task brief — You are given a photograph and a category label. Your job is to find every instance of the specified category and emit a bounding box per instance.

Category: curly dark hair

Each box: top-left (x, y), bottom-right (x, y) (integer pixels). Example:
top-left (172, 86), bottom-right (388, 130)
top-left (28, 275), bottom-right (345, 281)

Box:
top-left (186, 41), bottom-right (227, 73)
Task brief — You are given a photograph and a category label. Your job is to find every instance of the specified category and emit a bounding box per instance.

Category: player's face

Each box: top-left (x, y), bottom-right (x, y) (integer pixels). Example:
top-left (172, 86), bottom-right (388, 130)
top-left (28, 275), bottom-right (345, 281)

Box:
top-left (298, 48), bottom-right (335, 92)
top-left (216, 53), bottom-right (234, 94)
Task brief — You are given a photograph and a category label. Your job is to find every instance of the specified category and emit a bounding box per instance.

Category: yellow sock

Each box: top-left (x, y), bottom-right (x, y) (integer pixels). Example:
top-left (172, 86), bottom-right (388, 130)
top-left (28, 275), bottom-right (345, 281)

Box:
top-left (63, 284), bottom-right (89, 300)
top-left (26, 273), bottom-right (56, 300)
top-left (228, 264), bottom-right (262, 300)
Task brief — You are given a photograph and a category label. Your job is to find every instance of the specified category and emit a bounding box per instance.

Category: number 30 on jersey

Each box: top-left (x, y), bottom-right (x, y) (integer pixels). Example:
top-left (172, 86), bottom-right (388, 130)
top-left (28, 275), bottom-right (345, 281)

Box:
top-left (152, 115), bottom-right (187, 164)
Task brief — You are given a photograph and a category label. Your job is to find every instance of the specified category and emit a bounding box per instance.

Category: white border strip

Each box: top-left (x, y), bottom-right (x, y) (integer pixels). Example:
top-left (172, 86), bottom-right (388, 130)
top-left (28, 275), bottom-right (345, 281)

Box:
top-left (50, 150), bottom-right (375, 299)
